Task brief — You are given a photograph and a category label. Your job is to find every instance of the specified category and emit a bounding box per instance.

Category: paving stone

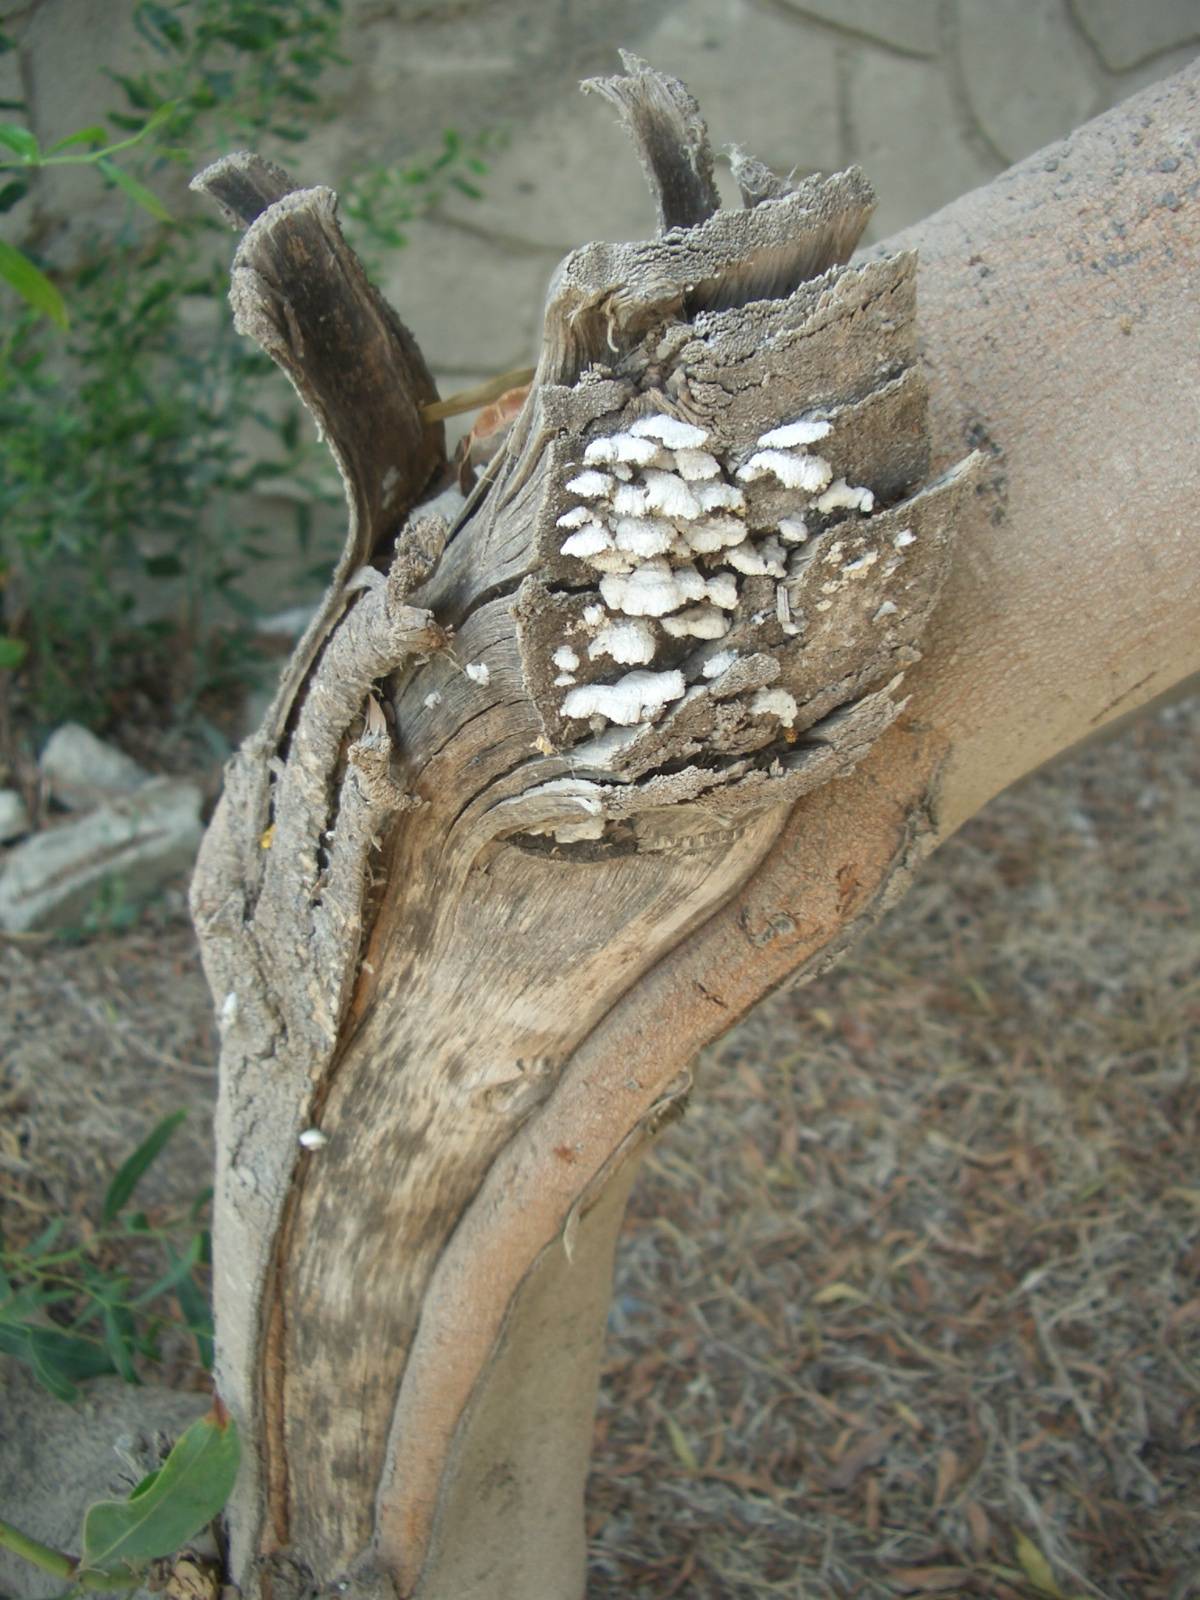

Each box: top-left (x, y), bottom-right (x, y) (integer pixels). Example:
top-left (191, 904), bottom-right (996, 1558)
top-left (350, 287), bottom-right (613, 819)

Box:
top-left (958, 0), bottom-right (1101, 165)
top-left (772, 0), bottom-right (940, 57)
top-left (40, 723), bottom-right (150, 811)
top-left (0, 779), bottom-right (203, 934)
top-left (0, 789), bottom-right (30, 844)
top-left (849, 50), bottom-right (1001, 240)
top-left (1072, 0), bottom-right (1200, 71)
top-left (375, 216), bottom-right (552, 376)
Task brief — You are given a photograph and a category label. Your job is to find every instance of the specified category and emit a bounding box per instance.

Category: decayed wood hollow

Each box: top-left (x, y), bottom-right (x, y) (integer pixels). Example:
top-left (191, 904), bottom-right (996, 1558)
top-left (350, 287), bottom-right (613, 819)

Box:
top-left (189, 49), bottom-right (982, 1600)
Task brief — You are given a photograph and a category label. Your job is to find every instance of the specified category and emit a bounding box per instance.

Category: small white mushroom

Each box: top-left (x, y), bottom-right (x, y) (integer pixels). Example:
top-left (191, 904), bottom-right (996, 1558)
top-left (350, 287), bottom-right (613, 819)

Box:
top-left (726, 543), bottom-right (769, 576)
top-left (587, 548), bottom-right (637, 574)
top-left (562, 668), bottom-right (686, 726)
top-left (560, 524), bottom-right (612, 559)
top-left (553, 672), bottom-right (577, 687)
top-left (582, 603), bottom-right (606, 627)
top-left (588, 617), bottom-right (657, 665)
top-left (553, 645), bottom-right (580, 672)
top-left (750, 688), bottom-right (799, 725)
top-left (641, 468), bottom-right (702, 520)
top-left (565, 470), bottom-right (614, 499)
top-left (815, 479), bottom-right (875, 514)
top-left (299, 1128), bottom-right (329, 1150)
top-left (672, 448), bottom-right (721, 481)
top-left (661, 605), bottom-right (731, 640)
top-left (756, 418), bottom-right (832, 449)
top-left (701, 649), bottom-right (738, 679)
top-left (556, 505), bottom-right (594, 529)
top-left (679, 513), bottom-right (747, 554)
top-left (778, 515), bottom-right (809, 543)
top-left (584, 432), bottom-right (661, 467)
top-left (612, 482), bottom-right (650, 516)
top-left (422, 690), bottom-right (443, 710)
top-left (611, 515), bottom-right (676, 557)
top-left (628, 413), bottom-right (708, 449)
top-left (737, 450), bottom-right (832, 493)
top-left (695, 481), bottom-right (746, 513)
top-left (704, 572), bottom-right (740, 610)
top-left (465, 662), bottom-right (490, 686)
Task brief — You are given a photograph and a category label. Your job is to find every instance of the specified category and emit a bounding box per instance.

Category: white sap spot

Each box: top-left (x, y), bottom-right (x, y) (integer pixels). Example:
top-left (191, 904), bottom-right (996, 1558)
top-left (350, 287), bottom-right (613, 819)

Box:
top-left (562, 668), bottom-right (686, 725)
top-left (299, 1129), bottom-right (329, 1150)
top-left (554, 816), bottom-right (606, 843)
top-left (842, 549), bottom-right (880, 575)
top-left (220, 990), bottom-right (238, 1027)
top-left (628, 413), bottom-right (708, 449)
top-left (423, 690), bottom-right (443, 709)
top-left (756, 418), bottom-right (832, 449)
top-left (894, 528), bottom-right (916, 547)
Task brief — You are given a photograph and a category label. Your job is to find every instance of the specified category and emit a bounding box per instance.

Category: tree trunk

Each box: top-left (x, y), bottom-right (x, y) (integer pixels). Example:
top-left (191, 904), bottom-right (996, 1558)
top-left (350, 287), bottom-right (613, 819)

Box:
top-left (189, 56), bottom-right (1200, 1600)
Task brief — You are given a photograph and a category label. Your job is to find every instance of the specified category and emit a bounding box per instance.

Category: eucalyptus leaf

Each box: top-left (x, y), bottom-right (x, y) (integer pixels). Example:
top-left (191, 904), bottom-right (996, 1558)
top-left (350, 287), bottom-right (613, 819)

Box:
top-left (79, 1406), bottom-right (239, 1576)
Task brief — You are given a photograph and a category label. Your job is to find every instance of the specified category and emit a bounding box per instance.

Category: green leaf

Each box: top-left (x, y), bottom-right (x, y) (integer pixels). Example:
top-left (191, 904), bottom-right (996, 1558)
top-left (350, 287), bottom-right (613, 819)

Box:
top-left (1015, 1533), bottom-right (1064, 1598)
top-left (0, 1320), bottom-right (117, 1403)
top-left (0, 177), bottom-right (28, 211)
top-left (101, 1111), bottom-right (187, 1223)
top-left (102, 1303), bottom-right (140, 1385)
top-left (0, 240), bottom-right (67, 329)
top-left (45, 125), bottom-right (108, 155)
top-left (130, 1234), bottom-right (202, 1309)
top-left (79, 1404), bottom-right (240, 1577)
top-left (0, 122), bottom-right (38, 160)
top-left (171, 1255), bottom-right (213, 1370)
top-left (96, 158), bottom-right (172, 223)
top-left (0, 634), bottom-right (29, 668)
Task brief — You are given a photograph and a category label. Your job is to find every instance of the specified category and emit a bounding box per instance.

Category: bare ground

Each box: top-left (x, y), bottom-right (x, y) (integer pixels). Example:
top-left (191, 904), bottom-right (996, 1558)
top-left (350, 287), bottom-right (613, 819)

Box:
top-left (2, 695), bottom-right (1197, 1600)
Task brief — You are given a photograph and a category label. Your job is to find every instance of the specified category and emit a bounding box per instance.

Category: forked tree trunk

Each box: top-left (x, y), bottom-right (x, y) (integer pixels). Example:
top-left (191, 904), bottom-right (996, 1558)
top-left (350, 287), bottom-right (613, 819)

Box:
top-left (189, 56), bottom-right (1199, 1600)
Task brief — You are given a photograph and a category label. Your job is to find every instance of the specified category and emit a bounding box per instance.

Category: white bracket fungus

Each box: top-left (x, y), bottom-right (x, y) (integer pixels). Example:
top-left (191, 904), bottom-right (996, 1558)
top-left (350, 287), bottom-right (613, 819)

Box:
top-left (562, 668), bottom-right (685, 726)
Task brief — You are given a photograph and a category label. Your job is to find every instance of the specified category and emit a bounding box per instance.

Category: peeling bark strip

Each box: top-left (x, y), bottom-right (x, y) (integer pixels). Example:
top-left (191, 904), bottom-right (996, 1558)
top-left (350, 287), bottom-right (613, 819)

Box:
top-left (180, 53), bottom-right (1200, 1600)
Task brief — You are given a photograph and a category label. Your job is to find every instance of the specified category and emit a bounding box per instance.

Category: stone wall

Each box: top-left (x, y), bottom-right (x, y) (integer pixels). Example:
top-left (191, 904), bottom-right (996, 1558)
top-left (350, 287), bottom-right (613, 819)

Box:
top-left (5, 0), bottom-right (1197, 456)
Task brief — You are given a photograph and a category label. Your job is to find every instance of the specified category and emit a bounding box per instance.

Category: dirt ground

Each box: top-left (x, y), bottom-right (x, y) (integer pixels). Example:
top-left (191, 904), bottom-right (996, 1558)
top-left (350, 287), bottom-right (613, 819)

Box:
top-left (2, 693), bottom-right (1197, 1600)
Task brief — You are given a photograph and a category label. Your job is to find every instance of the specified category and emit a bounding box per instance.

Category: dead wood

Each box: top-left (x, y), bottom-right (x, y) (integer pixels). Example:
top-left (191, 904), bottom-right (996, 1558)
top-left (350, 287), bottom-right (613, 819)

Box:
top-left (189, 54), bottom-right (1200, 1600)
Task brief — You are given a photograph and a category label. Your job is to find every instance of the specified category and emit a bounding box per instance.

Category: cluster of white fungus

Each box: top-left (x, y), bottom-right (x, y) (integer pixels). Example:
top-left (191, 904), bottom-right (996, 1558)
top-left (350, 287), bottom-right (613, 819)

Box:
top-left (551, 410), bottom-right (879, 731)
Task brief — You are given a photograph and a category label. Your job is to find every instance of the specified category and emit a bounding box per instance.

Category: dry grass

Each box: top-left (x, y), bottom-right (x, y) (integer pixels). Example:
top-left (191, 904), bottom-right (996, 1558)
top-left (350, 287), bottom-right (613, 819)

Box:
top-left (1, 697), bottom-right (1197, 1599)
top-left (592, 697), bottom-right (1200, 1599)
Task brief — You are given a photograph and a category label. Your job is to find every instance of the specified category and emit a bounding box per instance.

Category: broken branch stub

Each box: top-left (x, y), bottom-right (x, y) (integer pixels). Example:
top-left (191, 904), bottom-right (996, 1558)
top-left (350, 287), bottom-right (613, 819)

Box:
top-left (190, 54), bottom-right (978, 1600)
